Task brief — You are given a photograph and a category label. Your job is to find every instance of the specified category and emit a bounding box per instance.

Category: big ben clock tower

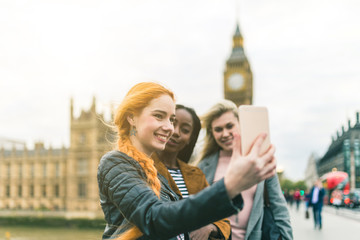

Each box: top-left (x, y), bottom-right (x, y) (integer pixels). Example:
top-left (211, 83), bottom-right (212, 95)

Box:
top-left (224, 23), bottom-right (253, 106)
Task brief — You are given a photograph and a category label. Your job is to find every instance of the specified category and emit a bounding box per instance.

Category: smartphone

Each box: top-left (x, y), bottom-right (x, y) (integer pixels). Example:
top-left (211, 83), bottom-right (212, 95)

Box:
top-left (238, 105), bottom-right (271, 156)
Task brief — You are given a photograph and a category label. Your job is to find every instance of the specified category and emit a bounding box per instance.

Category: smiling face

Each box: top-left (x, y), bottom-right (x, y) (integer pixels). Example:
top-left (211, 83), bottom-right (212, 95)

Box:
top-left (211, 111), bottom-right (240, 152)
top-left (129, 94), bottom-right (176, 156)
top-left (165, 108), bottom-right (194, 154)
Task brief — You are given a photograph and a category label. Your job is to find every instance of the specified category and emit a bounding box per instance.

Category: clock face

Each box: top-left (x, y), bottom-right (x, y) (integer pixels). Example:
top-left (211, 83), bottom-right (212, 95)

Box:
top-left (227, 73), bottom-right (244, 91)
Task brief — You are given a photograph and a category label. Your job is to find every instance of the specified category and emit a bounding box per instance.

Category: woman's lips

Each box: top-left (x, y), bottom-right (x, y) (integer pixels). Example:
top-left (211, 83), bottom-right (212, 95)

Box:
top-left (155, 133), bottom-right (168, 143)
top-left (221, 138), bottom-right (233, 146)
top-left (166, 138), bottom-right (178, 146)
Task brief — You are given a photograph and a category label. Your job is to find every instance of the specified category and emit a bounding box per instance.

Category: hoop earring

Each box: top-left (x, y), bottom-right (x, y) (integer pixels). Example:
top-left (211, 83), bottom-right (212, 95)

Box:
top-left (130, 126), bottom-right (137, 136)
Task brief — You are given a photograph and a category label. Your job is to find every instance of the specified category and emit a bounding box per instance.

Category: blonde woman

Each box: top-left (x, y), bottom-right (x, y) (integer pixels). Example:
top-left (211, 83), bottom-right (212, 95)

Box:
top-left (197, 100), bottom-right (293, 240)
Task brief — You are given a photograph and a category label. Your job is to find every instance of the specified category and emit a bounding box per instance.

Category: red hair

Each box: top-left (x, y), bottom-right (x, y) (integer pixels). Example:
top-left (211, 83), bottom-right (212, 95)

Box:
top-left (113, 82), bottom-right (175, 239)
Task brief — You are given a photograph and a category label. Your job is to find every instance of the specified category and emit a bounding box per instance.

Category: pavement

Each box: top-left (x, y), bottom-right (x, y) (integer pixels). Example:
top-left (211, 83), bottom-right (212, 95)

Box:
top-left (288, 203), bottom-right (360, 240)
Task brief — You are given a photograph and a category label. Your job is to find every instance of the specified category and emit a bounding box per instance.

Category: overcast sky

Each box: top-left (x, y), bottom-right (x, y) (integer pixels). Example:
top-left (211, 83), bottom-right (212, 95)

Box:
top-left (1, 0), bottom-right (359, 180)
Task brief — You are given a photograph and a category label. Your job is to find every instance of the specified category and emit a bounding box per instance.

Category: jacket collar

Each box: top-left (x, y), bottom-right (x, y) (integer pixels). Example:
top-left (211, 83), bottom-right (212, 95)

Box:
top-left (177, 159), bottom-right (208, 195)
top-left (152, 152), bottom-right (183, 198)
top-left (198, 152), bottom-right (219, 185)
top-left (152, 152), bottom-right (208, 197)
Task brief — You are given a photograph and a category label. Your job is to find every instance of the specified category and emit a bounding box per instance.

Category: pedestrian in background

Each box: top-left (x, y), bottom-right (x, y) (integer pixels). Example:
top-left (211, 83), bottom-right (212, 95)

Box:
top-left (308, 179), bottom-right (325, 230)
top-left (196, 100), bottom-right (293, 240)
top-left (288, 190), bottom-right (294, 208)
top-left (283, 189), bottom-right (291, 206)
top-left (97, 82), bottom-right (277, 240)
top-left (293, 189), bottom-right (301, 211)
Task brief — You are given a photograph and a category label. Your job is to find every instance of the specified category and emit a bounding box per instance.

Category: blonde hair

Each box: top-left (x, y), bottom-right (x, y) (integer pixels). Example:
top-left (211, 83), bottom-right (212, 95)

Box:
top-left (198, 100), bottom-right (238, 162)
top-left (113, 82), bottom-right (175, 240)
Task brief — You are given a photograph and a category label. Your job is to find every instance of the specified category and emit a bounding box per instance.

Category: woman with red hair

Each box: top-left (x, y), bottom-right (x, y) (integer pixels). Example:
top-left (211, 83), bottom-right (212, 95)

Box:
top-left (97, 82), bottom-right (276, 240)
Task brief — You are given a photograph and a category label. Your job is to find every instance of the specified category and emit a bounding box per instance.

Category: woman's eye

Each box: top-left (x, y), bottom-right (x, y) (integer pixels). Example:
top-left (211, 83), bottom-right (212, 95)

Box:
top-left (226, 123), bottom-right (234, 130)
top-left (154, 114), bottom-right (163, 119)
top-left (214, 127), bottom-right (222, 133)
top-left (181, 128), bottom-right (190, 134)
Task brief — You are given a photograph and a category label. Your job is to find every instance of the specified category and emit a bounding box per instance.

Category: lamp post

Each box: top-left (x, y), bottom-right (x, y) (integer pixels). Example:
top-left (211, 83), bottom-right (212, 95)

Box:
top-left (277, 165), bottom-right (284, 182)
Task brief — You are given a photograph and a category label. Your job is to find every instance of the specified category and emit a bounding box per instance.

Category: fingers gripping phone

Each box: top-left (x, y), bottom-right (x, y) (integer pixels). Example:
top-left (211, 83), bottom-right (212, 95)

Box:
top-left (238, 105), bottom-right (271, 156)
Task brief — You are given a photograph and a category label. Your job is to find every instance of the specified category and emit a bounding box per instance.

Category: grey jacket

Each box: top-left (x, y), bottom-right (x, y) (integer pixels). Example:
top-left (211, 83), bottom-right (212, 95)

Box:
top-left (198, 152), bottom-right (293, 240)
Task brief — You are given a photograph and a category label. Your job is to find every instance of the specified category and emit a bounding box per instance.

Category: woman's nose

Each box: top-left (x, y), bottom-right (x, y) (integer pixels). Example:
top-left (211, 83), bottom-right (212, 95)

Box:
top-left (163, 120), bottom-right (174, 133)
top-left (172, 125), bottom-right (180, 136)
top-left (222, 129), bottom-right (230, 137)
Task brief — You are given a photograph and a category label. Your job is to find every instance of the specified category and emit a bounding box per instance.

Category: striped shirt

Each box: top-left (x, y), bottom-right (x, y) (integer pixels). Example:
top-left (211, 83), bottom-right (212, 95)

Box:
top-left (167, 168), bottom-right (188, 240)
top-left (167, 168), bottom-right (189, 199)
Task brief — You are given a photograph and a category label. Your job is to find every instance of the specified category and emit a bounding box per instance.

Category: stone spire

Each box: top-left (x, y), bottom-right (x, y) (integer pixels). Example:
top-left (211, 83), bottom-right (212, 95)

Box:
top-left (233, 23), bottom-right (243, 47)
top-left (227, 23), bottom-right (247, 64)
top-left (91, 96), bottom-right (96, 113)
top-left (70, 97), bottom-right (74, 120)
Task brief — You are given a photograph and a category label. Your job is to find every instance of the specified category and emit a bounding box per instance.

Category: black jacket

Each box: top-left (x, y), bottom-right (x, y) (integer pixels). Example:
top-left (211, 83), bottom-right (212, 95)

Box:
top-left (97, 150), bottom-right (243, 240)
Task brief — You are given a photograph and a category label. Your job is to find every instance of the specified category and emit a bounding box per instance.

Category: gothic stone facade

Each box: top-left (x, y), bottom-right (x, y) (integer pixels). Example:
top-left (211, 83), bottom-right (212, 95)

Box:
top-left (0, 98), bottom-right (113, 216)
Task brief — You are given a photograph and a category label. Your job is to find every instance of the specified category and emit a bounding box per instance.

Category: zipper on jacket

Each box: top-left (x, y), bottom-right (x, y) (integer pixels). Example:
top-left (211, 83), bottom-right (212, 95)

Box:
top-left (160, 188), bottom-right (178, 201)
top-left (160, 191), bottom-right (170, 200)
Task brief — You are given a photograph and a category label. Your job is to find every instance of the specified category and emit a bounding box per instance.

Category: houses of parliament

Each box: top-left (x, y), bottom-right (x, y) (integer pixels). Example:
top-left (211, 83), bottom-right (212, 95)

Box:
top-left (0, 97), bottom-right (115, 217)
top-left (0, 24), bottom-right (253, 217)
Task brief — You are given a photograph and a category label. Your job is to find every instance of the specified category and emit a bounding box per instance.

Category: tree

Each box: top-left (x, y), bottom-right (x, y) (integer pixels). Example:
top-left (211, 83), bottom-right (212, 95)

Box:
top-left (280, 178), bottom-right (307, 192)
top-left (293, 180), bottom-right (307, 190)
top-left (280, 178), bottom-right (294, 191)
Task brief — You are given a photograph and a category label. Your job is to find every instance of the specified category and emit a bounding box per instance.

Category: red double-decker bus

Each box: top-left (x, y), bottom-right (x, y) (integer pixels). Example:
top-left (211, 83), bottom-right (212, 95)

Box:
top-left (321, 171), bottom-right (350, 206)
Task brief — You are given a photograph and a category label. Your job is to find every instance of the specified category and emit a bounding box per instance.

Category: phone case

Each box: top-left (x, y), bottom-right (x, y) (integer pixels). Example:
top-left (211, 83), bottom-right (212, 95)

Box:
top-left (238, 105), bottom-right (271, 155)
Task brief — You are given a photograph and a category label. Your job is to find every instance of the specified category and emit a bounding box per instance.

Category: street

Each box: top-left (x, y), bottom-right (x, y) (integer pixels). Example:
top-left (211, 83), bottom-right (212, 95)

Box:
top-left (289, 203), bottom-right (360, 239)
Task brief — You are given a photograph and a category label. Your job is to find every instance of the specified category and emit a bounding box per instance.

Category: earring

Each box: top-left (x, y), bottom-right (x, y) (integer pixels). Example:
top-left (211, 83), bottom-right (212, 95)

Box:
top-left (130, 126), bottom-right (137, 136)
